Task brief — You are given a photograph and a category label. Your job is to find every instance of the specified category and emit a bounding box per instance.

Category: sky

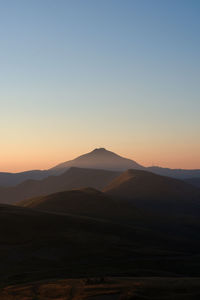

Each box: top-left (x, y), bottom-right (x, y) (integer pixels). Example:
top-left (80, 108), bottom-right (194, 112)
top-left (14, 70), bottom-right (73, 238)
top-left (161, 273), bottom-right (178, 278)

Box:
top-left (0, 0), bottom-right (200, 172)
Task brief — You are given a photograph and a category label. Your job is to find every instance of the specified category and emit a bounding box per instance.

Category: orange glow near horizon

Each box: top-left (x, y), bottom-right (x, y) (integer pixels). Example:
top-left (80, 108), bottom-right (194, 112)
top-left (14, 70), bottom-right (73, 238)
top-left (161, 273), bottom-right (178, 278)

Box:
top-left (1, 144), bottom-right (200, 173)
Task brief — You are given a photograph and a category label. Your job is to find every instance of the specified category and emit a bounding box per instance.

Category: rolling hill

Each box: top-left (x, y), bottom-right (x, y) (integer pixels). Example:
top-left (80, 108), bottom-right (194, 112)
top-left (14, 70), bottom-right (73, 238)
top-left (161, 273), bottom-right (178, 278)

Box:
top-left (2, 169), bottom-right (200, 285)
top-left (2, 201), bottom-right (200, 286)
top-left (104, 169), bottom-right (200, 215)
top-left (17, 187), bottom-right (142, 223)
top-left (0, 167), bottom-right (120, 204)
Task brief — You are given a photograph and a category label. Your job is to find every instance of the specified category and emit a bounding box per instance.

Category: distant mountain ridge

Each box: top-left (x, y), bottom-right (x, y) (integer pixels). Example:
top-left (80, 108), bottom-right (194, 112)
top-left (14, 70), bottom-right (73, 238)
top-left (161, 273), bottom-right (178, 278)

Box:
top-left (148, 166), bottom-right (200, 179)
top-left (51, 148), bottom-right (144, 171)
top-left (0, 147), bottom-right (200, 187)
top-left (0, 170), bottom-right (53, 187)
top-left (0, 167), bottom-right (120, 204)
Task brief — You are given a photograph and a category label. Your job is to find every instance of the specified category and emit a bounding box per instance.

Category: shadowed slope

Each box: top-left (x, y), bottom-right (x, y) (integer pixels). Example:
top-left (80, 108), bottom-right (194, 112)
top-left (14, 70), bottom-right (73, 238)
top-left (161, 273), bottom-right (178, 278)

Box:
top-left (0, 168), bottom-right (120, 204)
top-left (2, 277), bottom-right (200, 300)
top-left (18, 188), bottom-right (142, 222)
top-left (0, 203), bottom-right (179, 285)
top-left (17, 186), bottom-right (200, 250)
top-left (185, 177), bottom-right (200, 188)
top-left (104, 170), bottom-right (200, 215)
top-left (2, 200), bottom-right (200, 285)
top-left (0, 203), bottom-right (140, 284)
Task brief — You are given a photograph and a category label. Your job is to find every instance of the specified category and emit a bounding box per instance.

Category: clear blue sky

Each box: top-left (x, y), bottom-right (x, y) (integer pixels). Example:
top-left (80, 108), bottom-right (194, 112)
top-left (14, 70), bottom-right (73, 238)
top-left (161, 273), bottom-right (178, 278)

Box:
top-left (0, 0), bottom-right (200, 171)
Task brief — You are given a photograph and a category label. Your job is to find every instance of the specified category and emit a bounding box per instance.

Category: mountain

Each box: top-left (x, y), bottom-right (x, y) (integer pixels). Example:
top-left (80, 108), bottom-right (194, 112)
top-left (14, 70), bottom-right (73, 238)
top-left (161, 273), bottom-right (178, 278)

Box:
top-left (1, 148), bottom-right (200, 187)
top-left (0, 167), bottom-right (120, 204)
top-left (0, 170), bottom-right (54, 187)
top-left (148, 166), bottom-right (200, 179)
top-left (51, 148), bottom-right (144, 171)
top-left (0, 148), bottom-right (143, 187)
top-left (18, 187), bottom-right (142, 222)
top-left (104, 169), bottom-right (200, 215)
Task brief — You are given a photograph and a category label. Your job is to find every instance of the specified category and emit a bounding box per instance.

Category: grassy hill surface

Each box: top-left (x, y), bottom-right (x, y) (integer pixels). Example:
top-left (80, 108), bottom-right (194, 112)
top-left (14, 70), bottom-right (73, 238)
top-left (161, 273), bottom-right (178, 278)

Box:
top-left (1, 199), bottom-right (200, 287)
top-left (1, 277), bottom-right (200, 300)
top-left (1, 168), bottom-right (200, 296)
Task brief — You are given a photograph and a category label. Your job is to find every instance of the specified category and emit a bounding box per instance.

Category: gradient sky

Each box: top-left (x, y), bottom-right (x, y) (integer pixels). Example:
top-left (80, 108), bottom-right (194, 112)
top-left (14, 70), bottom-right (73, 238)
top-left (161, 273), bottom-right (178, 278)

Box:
top-left (0, 0), bottom-right (200, 172)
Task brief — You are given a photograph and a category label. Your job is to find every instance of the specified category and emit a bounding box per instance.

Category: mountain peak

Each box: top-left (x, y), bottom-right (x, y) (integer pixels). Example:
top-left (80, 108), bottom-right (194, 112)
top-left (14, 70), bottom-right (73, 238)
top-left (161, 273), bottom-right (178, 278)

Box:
top-left (92, 148), bottom-right (107, 153)
top-left (52, 148), bottom-right (144, 171)
top-left (90, 148), bottom-right (117, 157)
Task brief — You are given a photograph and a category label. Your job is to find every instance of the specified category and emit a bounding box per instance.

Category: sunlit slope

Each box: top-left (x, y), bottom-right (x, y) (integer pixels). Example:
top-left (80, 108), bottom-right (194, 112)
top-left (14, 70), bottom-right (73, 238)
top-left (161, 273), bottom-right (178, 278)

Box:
top-left (104, 169), bottom-right (200, 215)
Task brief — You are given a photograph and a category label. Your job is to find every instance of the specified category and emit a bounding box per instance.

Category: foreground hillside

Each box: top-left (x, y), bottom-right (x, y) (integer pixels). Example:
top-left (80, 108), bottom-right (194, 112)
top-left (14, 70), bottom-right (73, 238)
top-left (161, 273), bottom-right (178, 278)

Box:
top-left (2, 167), bottom-right (200, 294)
top-left (2, 199), bottom-right (200, 287)
top-left (0, 203), bottom-right (165, 285)
top-left (1, 277), bottom-right (200, 300)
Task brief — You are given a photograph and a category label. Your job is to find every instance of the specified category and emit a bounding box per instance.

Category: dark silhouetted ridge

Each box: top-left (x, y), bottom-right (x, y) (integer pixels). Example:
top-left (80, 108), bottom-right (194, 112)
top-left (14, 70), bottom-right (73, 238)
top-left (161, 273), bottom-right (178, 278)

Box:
top-left (18, 187), bottom-right (142, 222)
top-left (0, 167), bottom-right (120, 204)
